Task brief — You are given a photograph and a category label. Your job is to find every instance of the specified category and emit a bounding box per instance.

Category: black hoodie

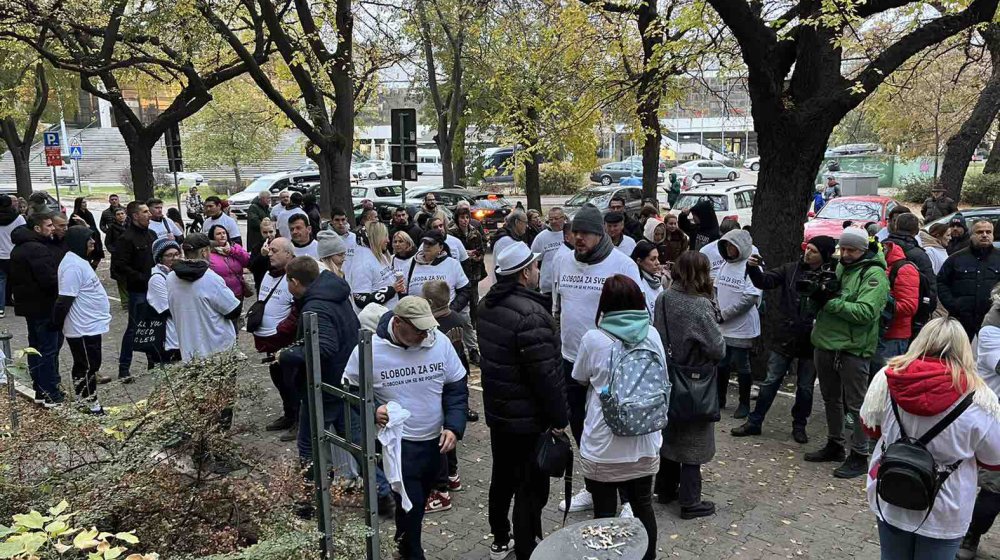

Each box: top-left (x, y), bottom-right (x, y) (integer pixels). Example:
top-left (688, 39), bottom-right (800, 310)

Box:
top-left (679, 200), bottom-right (721, 251)
top-left (0, 196), bottom-right (21, 227)
top-left (9, 225), bottom-right (59, 317)
top-left (173, 259), bottom-right (210, 282)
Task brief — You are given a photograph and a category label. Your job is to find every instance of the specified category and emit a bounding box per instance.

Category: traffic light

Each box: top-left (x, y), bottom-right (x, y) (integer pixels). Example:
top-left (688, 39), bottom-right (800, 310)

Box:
top-left (390, 108), bottom-right (417, 181)
top-left (164, 123), bottom-right (183, 173)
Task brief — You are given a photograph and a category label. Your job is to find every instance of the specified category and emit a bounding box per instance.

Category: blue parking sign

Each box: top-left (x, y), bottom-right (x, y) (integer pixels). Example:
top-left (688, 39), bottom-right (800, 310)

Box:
top-left (43, 132), bottom-right (60, 147)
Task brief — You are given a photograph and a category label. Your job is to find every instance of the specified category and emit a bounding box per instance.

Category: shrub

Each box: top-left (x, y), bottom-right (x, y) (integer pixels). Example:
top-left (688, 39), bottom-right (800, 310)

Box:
top-left (119, 169), bottom-right (134, 193)
top-left (514, 161), bottom-right (588, 195)
top-left (897, 176), bottom-right (934, 203)
top-left (961, 173), bottom-right (1000, 206)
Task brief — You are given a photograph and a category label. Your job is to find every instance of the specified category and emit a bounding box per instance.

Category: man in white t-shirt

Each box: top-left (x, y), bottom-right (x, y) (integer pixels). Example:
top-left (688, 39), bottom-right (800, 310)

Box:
top-left (343, 296), bottom-right (468, 560)
top-left (329, 207), bottom-right (357, 276)
top-left (146, 197), bottom-right (183, 240)
top-left (0, 194), bottom-right (26, 318)
top-left (530, 206), bottom-right (567, 296)
top-left (552, 203), bottom-right (641, 513)
top-left (167, 233), bottom-right (242, 362)
top-left (53, 226), bottom-right (112, 414)
top-left (405, 230), bottom-right (471, 311)
top-left (201, 196), bottom-right (243, 246)
top-left (277, 192), bottom-right (309, 239)
top-left (288, 213), bottom-right (319, 258)
top-left (492, 210), bottom-right (528, 260)
top-left (271, 190), bottom-right (290, 221)
top-left (251, 237), bottom-right (300, 436)
top-left (425, 216), bottom-right (468, 262)
top-left (604, 211), bottom-right (637, 256)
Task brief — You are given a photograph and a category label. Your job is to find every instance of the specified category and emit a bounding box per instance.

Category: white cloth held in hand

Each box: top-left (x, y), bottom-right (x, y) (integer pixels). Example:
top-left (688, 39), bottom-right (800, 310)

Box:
top-left (377, 401), bottom-right (413, 512)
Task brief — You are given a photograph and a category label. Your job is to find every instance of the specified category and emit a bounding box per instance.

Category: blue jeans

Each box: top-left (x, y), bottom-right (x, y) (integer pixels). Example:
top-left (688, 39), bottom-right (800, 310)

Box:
top-left (25, 316), bottom-right (64, 402)
top-left (118, 291), bottom-right (149, 377)
top-left (718, 345), bottom-right (752, 408)
top-left (748, 352), bottom-right (815, 429)
top-left (877, 519), bottom-right (962, 560)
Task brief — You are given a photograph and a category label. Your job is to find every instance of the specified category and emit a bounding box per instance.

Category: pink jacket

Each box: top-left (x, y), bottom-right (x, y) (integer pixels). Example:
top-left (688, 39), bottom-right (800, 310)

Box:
top-left (208, 244), bottom-right (251, 298)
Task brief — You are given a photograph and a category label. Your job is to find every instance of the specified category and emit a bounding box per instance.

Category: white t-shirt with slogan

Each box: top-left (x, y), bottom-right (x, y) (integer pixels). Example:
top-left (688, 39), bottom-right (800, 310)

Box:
top-left (255, 273), bottom-right (294, 337)
top-left (202, 213), bottom-right (242, 243)
top-left (167, 267), bottom-right (241, 361)
top-left (347, 246), bottom-right (399, 311)
top-left (343, 322), bottom-right (466, 441)
top-left (553, 248), bottom-right (642, 362)
top-left (405, 257), bottom-right (468, 305)
top-left (530, 228), bottom-right (565, 294)
top-left (715, 259), bottom-right (762, 340)
top-left (58, 252), bottom-right (111, 338)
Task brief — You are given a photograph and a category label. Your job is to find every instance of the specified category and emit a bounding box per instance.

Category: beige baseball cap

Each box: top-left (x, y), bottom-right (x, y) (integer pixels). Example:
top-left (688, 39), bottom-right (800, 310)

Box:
top-left (393, 296), bottom-right (438, 331)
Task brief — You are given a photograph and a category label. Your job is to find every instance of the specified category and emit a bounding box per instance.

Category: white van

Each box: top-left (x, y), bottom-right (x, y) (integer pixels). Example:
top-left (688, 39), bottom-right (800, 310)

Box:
top-left (417, 148), bottom-right (443, 176)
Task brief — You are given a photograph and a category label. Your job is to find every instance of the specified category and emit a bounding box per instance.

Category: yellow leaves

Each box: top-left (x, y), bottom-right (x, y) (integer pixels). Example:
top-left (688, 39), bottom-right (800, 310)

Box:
top-left (11, 511), bottom-right (46, 531)
top-left (73, 528), bottom-right (102, 550)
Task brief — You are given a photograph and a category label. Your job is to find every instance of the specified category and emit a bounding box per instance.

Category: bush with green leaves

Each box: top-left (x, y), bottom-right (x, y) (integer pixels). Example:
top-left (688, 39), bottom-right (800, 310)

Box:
top-left (0, 352), bottom-right (341, 559)
top-left (514, 161), bottom-right (588, 195)
top-left (960, 173), bottom-right (1000, 206)
top-left (897, 176), bottom-right (935, 203)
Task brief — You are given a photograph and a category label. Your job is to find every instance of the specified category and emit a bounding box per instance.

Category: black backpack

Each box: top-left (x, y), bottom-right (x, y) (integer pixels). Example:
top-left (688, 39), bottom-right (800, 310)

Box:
top-left (876, 392), bottom-right (974, 528)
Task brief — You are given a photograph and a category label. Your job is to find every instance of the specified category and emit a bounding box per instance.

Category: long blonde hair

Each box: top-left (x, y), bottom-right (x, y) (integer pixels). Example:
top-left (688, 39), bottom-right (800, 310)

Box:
top-left (367, 222), bottom-right (391, 266)
top-left (886, 317), bottom-right (984, 392)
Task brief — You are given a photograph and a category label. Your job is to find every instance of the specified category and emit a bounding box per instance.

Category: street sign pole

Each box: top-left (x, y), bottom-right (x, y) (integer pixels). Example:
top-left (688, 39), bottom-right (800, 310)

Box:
top-left (399, 111), bottom-right (406, 207)
top-left (51, 167), bottom-right (61, 211)
top-left (173, 171), bottom-right (181, 215)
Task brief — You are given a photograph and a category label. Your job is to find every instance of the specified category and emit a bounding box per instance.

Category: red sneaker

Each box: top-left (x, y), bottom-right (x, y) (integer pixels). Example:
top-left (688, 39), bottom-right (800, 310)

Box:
top-left (425, 490), bottom-right (452, 513)
top-left (447, 474), bottom-right (462, 492)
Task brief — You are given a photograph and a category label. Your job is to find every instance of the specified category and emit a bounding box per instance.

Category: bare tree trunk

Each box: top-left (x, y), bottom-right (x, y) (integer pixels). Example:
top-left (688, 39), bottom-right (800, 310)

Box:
top-left (0, 62), bottom-right (48, 199)
top-left (985, 130), bottom-right (1000, 173)
top-left (232, 158), bottom-right (242, 188)
top-left (636, 0), bottom-right (663, 200)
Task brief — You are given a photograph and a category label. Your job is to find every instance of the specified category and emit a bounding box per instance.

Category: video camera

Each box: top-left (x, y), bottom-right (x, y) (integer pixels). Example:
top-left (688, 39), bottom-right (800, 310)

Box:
top-left (795, 268), bottom-right (840, 299)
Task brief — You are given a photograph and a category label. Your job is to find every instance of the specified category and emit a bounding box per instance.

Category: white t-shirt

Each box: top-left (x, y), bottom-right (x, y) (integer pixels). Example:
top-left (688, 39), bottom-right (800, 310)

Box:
top-left (572, 329), bottom-right (664, 464)
top-left (292, 240), bottom-right (319, 259)
top-left (613, 235), bottom-right (637, 257)
top-left (406, 256), bottom-right (469, 306)
top-left (255, 272), bottom-right (294, 337)
top-left (148, 217), bottom-right (182, 240)
top-left (444, 236), bottom-right (468, 262)
top-left (58, 252), bottom-right (111, 338)
top-left (638, 277), bottom-right (662, 319)
top-left (975, 326), bottom-right (1000, 397)
top-left (277, 207), bottom-right (308, 239)
top-left (0, 215), bottom-right (26, 259)
top-left (530, 228), bottom-right (565, 294)
top-left (867, 388), bottom-right (1000, 539)
top-left (701, 240), bottom-right (761, 280)
top-left (167, 267), bottom-right (241, 361)
top-left (270, 204), bottom-right (284, 221)
top-left (343, 322), bottom-right (466, 441)
top-left (716, 259), bottom-right (762, 340)
top-left (147, 266), bottom-right (178, 350)
top-left (339, 231), bottom-right (358, 277)
top-left (203, 213), bottom-right (242, 243)
top-left (553, 248), bottom-right (642, 362)
top-left (347, 247), bottom-right (398, 311)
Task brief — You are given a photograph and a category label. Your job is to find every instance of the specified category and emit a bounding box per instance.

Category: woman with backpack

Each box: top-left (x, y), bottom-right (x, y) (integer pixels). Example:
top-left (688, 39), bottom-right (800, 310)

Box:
top-left (571, 274), bottom-right (668, 560)
top-left (652, 250), bottom-right (725, 519)
top-left (860, 317), bottom-right (1000, 559)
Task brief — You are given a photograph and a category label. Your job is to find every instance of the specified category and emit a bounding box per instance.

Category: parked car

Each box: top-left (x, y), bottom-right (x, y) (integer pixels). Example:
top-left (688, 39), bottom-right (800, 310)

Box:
top-left (671, 184), bottom-right (756, 226)
top-left (672, 159), bottom-right (741, 183)
top-left (351, 181), bottom-right (407, 206)
top-left (824, 143), bottom-right (882, 157)
top-left (481, 147), bottom-right (516, 185)
top-left (562, 185), bottom-right (643, 219)
top-left (623, 155), bottom-right (668, 172)
top-left (228, 170), bottom-right (320, 217)
top-left (803, 195), bottom-right (901, 242)
top-left (154, 168), bottom-right (205, 187)
top-left (743, 156), bottom-right (760, 172)
top-left (925, 207), bottom-right (1000, 247)
top-left (352, 160), bottom-right (392, 180)
top-left (357, 200), bottom-right (454, 225)
top-left (590, 161), bottom-right (665, 186)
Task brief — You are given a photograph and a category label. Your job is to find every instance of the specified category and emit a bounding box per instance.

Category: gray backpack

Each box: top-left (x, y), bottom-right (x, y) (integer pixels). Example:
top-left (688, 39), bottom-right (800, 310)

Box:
top-left (598, 332), bottom-right (671, 437)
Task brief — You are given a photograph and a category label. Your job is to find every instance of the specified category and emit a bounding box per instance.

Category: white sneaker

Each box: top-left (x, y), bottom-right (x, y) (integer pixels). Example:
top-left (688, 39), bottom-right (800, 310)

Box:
top-left (489, 539), bottom-right (513, 560)
top-left (558, 489), bottom-right (594, 512)
top-left (619, 503), bottom-right (634, 518)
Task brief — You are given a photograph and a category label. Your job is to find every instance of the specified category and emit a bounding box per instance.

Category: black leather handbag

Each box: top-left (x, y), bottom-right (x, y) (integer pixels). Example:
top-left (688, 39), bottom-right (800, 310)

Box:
top-left (660, 318), bottom-right (721, 423)
top-left (536, 430), bottom-right (573, 525)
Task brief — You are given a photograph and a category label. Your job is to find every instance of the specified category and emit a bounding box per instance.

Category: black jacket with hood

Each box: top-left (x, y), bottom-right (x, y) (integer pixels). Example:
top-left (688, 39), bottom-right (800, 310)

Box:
top-left (279, 270), bottom-right (360, 412)
top-left (748, 258), bottom-right (832, 358)
top-left (477, 280), bottom-right (567, 433)
top-left (111, 223), bottom-right (158, 293)
top-left (9, 225), bottom-right (60, 318)
top-left (679, 200), bottom-right (721, 251)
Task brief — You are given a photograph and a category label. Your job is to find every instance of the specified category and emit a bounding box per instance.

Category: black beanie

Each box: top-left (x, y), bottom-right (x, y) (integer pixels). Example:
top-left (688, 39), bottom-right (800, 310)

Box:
top-left (807, 235), bottom-right (837, 263)
top-left (572, 204), bottom-right (604, 235)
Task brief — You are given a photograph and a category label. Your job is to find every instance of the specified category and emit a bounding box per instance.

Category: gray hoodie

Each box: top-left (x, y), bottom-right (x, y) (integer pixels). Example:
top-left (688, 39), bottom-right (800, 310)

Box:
top-left (716, 229), bottom-right (761, 345)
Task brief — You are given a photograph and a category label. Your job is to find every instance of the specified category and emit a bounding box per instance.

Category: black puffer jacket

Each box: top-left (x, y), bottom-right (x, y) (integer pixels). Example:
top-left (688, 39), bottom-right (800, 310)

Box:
top-left (747, 259), bottom-right (830, 359)
top-left (937, 245), bottom-right (1000, 340)
top-left (477, 280), bottom-right (567, 433)
top-left (110, 223), bottom-right (157, 292)
top-left (886, 232), bottom-right (937, 300)
top-left (9, 226), bottom-right (59, 318)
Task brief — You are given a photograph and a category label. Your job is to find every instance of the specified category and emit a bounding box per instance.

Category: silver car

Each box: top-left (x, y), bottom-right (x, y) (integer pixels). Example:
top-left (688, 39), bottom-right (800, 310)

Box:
top-left (672, 159), bottom-right (741, 183)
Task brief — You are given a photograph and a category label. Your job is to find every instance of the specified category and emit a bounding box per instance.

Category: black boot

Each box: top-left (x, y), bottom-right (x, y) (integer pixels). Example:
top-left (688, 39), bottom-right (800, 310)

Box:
top-left (833, 451), bottom-right (868, 479)
top-left (792, 425), bottom-right (809, 444)
top-left (733, 381), bottom-right (751, 419)
top-left (731, 422), bottom-right (761, 437)
top-left (680, 501), bottom-right (715, 519)
top-left (717, 367), bottom-right (731, 409)
top-left (804, 440), bottom-right (846, 463)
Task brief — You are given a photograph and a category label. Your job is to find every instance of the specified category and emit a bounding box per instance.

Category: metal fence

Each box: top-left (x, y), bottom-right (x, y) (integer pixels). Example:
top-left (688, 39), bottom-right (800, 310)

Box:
top-left (302, 312), bottom-right (380, 559)
top-left (1, 330), bottom-right (16, 432)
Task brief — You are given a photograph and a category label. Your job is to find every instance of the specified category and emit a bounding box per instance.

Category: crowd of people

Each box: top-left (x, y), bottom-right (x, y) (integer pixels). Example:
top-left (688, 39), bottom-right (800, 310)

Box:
top-left (2, 184), bottom-right (1000, 560)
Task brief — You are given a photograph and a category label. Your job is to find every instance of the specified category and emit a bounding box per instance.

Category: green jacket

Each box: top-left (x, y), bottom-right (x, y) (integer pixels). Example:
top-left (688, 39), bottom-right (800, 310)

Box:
top-left (810, 249), bottom-right (890, 359)
top-left (246, 197), bottom-right (270, 249)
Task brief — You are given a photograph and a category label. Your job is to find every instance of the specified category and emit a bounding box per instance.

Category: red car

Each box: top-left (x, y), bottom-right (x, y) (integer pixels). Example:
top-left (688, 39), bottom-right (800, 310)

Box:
top-left (803, 195), bottom-right (903, 242)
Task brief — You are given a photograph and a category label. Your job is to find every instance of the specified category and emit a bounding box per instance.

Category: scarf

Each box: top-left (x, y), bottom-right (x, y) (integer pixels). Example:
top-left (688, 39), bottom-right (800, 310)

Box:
top-left (640, 268), bottom-right (661, 290)
top-left (598, 310), bottom-right (650, 345)
top-left (575, 233), bottom-right (613, 264)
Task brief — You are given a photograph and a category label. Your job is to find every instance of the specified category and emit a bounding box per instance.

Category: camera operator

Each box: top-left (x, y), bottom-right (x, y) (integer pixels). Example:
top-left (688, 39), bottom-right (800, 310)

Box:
top-left (731, 235), bottom-right (836, 444)
top-left (804, 228), bottom-right (889, 480)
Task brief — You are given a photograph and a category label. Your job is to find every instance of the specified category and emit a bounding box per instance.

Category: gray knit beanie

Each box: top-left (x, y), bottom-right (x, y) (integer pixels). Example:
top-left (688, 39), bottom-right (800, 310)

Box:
top-left (316, 230), bottom-right (347, 258)
top-left (838, 227), bottom-right (869, 252)
top-left (572, 204), bottom-right (604, 235)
